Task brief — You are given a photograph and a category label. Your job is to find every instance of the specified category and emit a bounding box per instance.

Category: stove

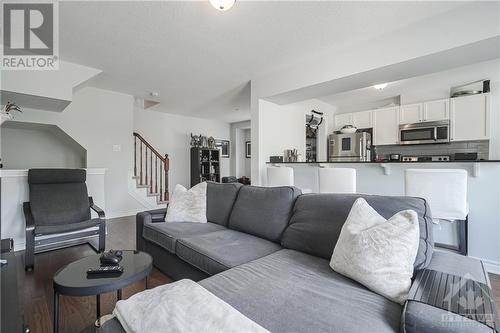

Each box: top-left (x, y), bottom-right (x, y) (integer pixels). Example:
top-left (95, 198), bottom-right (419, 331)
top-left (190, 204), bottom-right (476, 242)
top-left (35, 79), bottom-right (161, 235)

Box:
top-left (402, 155), bottom-right (450, 162)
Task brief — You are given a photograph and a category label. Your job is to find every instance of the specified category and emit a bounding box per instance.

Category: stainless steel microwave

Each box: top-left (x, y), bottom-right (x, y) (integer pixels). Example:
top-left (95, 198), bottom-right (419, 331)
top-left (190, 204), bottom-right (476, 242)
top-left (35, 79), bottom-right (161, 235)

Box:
top-left (399, 120), bottom-right (450, 145)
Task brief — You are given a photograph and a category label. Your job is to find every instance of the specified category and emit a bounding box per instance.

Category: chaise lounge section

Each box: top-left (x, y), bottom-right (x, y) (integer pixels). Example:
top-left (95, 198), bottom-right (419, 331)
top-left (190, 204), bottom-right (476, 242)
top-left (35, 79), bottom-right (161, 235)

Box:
top-left (101, 182), bottom-right (497, 333)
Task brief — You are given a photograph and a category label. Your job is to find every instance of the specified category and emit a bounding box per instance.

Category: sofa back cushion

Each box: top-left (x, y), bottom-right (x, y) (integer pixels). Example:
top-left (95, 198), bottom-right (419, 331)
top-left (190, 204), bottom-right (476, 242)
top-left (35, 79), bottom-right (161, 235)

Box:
top-left (228, 186), bottom-right (302, 242)
top-left (281, 193), bottom-right (433, 270)
top-left (206, 182), bottom-right (243, 226)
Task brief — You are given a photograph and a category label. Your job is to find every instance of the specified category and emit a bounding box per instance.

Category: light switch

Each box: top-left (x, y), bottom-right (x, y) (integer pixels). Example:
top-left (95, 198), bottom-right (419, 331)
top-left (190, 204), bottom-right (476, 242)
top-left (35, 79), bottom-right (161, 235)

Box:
top-left (112, 144), bottom-right (121, 152)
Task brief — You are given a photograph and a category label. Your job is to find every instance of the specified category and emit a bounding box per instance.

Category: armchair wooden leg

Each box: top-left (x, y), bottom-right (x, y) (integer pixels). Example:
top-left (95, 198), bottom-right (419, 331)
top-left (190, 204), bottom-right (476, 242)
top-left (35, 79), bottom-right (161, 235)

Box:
top-left (98, 222), bottom-right (106, 252)
top-left (25, 228), bottom-right (35, 271)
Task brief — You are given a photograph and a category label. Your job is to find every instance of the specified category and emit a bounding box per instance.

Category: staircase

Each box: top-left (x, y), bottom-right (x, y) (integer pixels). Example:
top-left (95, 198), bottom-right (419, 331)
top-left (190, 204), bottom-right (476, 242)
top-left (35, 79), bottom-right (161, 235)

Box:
top-left (132, 132), bottom-right (169, 206)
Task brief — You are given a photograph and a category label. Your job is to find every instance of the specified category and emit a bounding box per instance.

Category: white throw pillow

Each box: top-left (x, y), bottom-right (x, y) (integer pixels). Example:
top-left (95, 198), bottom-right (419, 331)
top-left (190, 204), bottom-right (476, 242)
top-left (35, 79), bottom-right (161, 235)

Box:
top-left (330, 198), bottom-right (419, 304)
top-left (165, 182), bottom-right (207, 223)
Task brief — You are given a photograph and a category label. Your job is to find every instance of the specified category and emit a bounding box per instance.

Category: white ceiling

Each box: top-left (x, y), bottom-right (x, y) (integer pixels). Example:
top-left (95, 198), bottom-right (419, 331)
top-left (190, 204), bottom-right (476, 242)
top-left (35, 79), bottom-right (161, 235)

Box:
top-left (59, 1), bottom-right (467, 123)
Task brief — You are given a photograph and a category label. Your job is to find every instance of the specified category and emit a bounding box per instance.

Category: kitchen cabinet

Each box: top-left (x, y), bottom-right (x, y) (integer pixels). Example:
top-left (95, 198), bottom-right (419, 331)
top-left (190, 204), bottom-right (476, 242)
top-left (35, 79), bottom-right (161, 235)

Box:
top-left (334, 111), bottom-right (372, 130)
top-left (373, 107), bottom-right (400, 145)
top-left (424, 99), bottom-right (449, 122)
top-left (450, 94), bottom-right (490, 141)
top-left (334, 113), bottom-right (353, 131)
top-left (352, 110), bottom-right (373, 129)
top-left (400, 103), bottom-right (422, 124)
top-left (400, 99), bottom-right (449, 124)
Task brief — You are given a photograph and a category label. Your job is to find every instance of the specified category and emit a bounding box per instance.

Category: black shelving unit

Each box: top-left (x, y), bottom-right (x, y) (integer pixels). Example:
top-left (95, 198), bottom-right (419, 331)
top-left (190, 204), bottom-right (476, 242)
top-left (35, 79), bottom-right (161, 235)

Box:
top-left (191, 147), bottom-right (221, 187)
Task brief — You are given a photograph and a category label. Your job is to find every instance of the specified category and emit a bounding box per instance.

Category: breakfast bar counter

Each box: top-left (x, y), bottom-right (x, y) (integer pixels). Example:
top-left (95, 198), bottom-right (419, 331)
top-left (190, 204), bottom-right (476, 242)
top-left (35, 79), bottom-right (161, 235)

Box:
top-left (267, 160), bottom-right (500, 177)
top-left (264, 160), bottom-right (500, 272)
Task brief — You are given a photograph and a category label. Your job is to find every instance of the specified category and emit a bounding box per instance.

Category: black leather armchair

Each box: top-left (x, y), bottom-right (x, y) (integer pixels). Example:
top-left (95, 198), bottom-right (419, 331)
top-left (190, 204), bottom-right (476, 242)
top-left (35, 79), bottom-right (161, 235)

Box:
top-left (24, 169), bottom-right (106, 271)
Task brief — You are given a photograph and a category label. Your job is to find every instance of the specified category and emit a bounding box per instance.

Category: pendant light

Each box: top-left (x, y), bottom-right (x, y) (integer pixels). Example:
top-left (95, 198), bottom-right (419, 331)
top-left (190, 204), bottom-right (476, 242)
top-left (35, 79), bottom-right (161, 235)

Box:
top-left (209, 0), bottom-right (236, 11)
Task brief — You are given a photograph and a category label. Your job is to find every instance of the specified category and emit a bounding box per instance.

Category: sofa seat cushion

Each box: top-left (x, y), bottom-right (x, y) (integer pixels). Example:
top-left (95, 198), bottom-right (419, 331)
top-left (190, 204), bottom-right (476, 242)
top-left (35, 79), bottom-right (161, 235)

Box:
top-left (176, 229), bottom-right (282, 275)
top-left (142, 222), bottom-right (225, 253)
top-left (35, 218), bottom-right (102, 235)
top-left (200, 249), bottom-right (402, 333)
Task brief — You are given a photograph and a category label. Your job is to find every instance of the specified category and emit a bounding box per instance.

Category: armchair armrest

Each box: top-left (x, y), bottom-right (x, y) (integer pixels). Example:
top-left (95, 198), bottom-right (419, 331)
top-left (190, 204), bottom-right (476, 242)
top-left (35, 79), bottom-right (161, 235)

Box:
top-left (89, 197), bottom-right (105, 219)
top-left (23, 202), bottom-right (35, 270)
top-left (23, 202), bottom-right (35, 230)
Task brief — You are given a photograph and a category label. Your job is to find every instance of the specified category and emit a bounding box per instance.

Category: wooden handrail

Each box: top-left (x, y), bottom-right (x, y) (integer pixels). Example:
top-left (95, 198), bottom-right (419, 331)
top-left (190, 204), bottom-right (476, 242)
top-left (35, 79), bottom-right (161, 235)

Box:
top-left (133, 132), bottom-right (169, 202)
top-left (133, 132), bottom-right (167, 162)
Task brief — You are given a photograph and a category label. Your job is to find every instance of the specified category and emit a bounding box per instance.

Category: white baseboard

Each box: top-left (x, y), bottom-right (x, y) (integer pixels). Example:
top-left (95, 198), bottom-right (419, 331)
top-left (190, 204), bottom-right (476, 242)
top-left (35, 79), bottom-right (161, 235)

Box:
top-left (471, 256), bottom-right (500, 275)
top-left (106, 209), bottom-right (143, 219)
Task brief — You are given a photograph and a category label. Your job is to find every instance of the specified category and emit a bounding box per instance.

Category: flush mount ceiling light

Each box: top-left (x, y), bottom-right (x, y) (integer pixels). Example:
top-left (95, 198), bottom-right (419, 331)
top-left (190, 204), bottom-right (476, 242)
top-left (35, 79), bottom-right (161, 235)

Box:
top-left (373, 83), bottom-right (388, 90)
top-left (209, 0), bottom-right (236, 11)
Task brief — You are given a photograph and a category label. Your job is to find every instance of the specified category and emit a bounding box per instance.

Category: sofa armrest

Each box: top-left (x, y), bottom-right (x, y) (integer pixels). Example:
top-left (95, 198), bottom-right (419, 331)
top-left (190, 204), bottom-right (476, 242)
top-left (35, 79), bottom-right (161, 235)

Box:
top-left (89, 197), bottom-right (106, 219)
top-left (403, 300), bottom-right (496, 333)
top-left (136, 208), bottom-right (167, 251)
top-left (402, 252), bottom-right (499, 333)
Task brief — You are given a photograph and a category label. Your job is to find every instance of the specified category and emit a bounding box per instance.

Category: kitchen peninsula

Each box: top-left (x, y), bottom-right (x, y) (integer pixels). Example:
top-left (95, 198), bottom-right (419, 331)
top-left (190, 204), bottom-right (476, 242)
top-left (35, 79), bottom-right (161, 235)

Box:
top-left (266, 159), bottom-right (500, 272)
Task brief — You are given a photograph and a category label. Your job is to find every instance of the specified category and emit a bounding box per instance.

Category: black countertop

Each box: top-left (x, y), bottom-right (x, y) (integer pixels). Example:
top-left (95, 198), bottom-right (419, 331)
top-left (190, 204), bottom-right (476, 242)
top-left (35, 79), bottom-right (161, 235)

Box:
top-left (267, 160), bottom-right (500, 164)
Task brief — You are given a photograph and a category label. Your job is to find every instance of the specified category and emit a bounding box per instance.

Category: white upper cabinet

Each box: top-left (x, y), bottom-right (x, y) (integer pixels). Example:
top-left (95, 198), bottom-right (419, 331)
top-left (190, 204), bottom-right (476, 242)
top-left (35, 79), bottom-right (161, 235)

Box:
top-left (400, 103), bottom-right (422, 124)
top-left (352, 110), bottom-right (373, 129)
top-left (424, 99), bottom-right (449, 122)
top-left (450, 94), bottom-right (490, 142)
top-left (334, 113), bottom-right (353, 131)
top-left (373, 107), bottom-right (400, 145)
top-left (400, 99), bottom-right (449, 124)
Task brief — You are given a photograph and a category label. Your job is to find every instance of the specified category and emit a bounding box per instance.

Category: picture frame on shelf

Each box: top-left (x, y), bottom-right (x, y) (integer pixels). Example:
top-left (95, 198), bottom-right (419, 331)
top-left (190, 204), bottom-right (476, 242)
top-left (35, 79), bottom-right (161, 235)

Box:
top-left (215, 139), bottom-right (230, 158)
top-left (245, 141), bottom-right (251, 158)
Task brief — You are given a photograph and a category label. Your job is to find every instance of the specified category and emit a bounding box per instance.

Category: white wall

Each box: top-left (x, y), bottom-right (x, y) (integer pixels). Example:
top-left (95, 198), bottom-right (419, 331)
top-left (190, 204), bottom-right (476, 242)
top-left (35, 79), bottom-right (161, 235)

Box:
top-left (1, 124), bottom-right (86, 169)
top-left (133, 107), bottom-right (231, 189)
top-left (259, 99), bottom-right (334, 185)
top-left (244, 129), bottom-right (251, 177)
top-left (7, 87), bottom-right (144, 218)
top-left (230, 120), bottom-right (251, 177)
top-left (235, 128), bottom-right (251, 178)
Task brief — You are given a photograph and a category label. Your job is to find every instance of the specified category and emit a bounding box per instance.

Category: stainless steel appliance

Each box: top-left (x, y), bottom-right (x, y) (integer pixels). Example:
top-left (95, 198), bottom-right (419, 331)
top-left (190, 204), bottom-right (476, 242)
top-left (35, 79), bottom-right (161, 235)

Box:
top-left (399, 120), bottom-right (450, 145)
top-left (450, 80), bottom-right (490, 98)
top-left (454, 152), bottom-right (478, 161)
top-left (389, 154), bottom-right (401, 161)
top-left (402, 155), bottom-right (450, 162)
top-left (328, 132), bottom-right (371, 162)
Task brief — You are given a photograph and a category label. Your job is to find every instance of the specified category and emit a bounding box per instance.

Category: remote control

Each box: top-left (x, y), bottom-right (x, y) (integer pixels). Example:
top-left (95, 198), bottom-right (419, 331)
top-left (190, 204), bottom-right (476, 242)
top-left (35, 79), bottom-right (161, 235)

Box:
top-left (87, 266), bottom-right (123, 275)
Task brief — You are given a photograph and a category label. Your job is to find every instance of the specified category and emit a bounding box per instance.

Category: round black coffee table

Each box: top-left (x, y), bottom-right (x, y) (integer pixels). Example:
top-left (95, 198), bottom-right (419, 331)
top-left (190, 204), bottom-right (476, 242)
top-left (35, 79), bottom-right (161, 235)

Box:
top-left (52, 250), bottom-right (152, 333)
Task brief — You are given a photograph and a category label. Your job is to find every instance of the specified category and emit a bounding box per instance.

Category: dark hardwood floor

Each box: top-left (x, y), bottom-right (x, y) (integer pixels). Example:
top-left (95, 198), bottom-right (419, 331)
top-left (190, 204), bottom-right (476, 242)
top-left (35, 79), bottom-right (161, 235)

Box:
top-left (13, 215), bottom-right (500, 332)
top-left (16, 216), bottom-right (171, 333)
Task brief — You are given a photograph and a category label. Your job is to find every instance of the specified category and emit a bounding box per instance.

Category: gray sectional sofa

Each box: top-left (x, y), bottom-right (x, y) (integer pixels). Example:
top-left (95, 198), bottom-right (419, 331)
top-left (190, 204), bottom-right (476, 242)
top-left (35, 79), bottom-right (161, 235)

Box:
top-left (101, 182), bottom-right (498, 333)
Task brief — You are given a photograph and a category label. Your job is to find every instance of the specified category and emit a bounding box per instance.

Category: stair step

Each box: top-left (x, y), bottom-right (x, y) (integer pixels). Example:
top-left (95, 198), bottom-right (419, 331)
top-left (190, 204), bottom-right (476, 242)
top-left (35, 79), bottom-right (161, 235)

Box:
top-left (132, 176), bottom-right (140, 179)
top-left (157, 200), bottom-right (169, 205)
top-left (136, 184), bottom-right (149, 188)
top-left (147, 192), bottom-right (160, 197)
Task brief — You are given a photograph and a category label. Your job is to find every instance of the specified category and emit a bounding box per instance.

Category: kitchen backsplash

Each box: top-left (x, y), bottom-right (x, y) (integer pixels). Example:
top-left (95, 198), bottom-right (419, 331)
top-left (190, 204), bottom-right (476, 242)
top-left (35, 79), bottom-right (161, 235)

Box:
top-left (375, 141), bottom-right (489, 160)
